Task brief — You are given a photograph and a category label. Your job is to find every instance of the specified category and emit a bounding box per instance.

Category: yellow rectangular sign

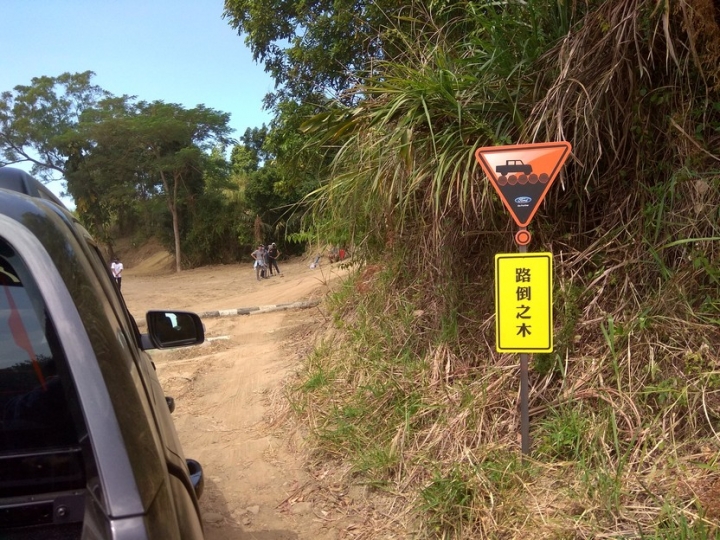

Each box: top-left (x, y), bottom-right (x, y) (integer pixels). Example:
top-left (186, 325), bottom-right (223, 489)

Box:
top-left (494, 253), bottom-right (553, 353)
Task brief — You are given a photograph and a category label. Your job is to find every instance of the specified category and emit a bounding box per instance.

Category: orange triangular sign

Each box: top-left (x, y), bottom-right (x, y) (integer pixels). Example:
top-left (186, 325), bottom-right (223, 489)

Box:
top-left (475, 142), bottom-right (572, 227)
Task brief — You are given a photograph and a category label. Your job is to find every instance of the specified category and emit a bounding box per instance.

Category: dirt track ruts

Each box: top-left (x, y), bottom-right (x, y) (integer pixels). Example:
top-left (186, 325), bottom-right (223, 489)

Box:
top-left (122, 257), bottom-right (380, 540)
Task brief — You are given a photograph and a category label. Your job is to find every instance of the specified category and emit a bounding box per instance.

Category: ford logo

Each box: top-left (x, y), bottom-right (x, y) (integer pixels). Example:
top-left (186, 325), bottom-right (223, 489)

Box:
top-left (515, 196), bottom-right (532, 204)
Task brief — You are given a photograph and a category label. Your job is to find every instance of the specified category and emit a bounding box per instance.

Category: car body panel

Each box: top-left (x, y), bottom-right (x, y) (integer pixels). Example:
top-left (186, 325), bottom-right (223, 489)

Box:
top-left (0, 168), bottom-right (205, 539)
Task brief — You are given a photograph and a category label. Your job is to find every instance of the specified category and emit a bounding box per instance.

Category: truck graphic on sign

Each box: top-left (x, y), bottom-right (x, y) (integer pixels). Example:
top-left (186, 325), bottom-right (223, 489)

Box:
top-left (496, 160), bottom-right (532, 175)
top-left (494, 159), bottom-right (548, 186)
top-left (475, 140), bottom-right (572, 226)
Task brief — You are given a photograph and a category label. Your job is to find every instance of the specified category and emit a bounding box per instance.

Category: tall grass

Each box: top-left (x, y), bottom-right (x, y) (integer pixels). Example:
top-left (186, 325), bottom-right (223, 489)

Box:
top-left (289, 0), bottom-right (720, 537)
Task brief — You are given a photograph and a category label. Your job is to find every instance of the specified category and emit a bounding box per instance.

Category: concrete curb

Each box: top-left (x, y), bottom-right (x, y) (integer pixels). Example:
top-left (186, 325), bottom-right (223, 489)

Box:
top-left (135, 298), bottom-right (321, 327)
top-left (198, 299), bottom-right (321, 318)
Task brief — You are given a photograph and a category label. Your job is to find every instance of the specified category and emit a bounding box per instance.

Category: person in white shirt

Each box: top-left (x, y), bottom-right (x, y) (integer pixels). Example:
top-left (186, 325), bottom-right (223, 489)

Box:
top-left (251, 245), bottom-right (266, 280)
top-left (111, 257), bottom-right (124, 290)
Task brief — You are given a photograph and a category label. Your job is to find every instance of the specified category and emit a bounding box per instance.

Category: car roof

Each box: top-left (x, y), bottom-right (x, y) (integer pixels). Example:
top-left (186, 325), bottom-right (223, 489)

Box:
top-left (0, 166), bottom-right (66, 208)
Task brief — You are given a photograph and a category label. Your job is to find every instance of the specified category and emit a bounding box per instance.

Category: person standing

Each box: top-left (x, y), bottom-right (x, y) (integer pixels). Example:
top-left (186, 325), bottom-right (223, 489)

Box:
top-left (267, 243), bottom-right (280, 275)
top-left (111, 257), bottom-right (124, 290)
top-left (251, 245), bottom-right (266, 281)
top-left (263, 245), bottom-right (271, 277)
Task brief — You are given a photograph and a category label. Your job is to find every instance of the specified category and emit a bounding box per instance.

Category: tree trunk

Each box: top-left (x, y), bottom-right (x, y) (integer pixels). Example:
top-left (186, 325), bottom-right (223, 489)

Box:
top-left (171, 204), bottom-right (182, 273)
top-left (160, 170), bottom-right (182, 272)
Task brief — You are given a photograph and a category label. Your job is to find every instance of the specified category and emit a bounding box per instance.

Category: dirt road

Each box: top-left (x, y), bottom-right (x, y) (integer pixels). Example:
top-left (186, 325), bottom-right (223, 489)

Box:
top-left (121, 256), bottom-right (384, 540)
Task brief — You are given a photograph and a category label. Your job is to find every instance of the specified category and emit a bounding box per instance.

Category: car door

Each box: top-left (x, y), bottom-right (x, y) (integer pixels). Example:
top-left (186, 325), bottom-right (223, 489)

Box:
top-left (1, 204), bottom-right (185, 539)
top-left (67, 223), bottom-right (204, 539)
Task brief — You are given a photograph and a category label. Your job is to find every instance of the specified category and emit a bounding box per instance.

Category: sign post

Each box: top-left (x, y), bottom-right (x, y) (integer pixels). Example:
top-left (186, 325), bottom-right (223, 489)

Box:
top-left (475, 142), bottom-right (571, 455)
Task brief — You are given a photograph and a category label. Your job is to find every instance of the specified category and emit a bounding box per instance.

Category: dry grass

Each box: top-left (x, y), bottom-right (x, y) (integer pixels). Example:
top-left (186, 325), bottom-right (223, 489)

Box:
top-left (288, 247), bottom-right (720, 537)
top-left (288, 0), bottom-right (720, 537)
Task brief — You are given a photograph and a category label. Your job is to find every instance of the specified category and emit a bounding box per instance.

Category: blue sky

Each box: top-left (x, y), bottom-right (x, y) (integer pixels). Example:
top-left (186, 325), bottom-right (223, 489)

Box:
top-left (1, 0), bottom-right (275, 204)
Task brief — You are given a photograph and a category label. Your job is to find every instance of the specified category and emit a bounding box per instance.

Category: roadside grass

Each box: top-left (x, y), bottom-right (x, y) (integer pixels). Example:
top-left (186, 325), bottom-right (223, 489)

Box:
top-left (282, 4), bottom-right (720, 539)
top-left (287, 234), bottom-right (720, 538)
top-left (284, 4), bottom-right (720, 535)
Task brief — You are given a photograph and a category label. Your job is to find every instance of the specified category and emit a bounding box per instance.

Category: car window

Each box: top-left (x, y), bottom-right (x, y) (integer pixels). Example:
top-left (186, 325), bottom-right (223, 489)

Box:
top-left (0, 241), bottom-right (80, 454)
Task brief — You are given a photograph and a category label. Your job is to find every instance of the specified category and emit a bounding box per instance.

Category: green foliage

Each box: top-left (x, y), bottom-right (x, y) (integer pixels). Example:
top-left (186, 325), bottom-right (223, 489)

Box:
top-left (180, 189), bottom-right (251, 266)
top-left (642, 504), bottom-right (716, 539)
top-left (301, 367), bottom-right (329, 392)
top-left (229, 121), bottom-right (313, 255)
top-left (293, 0), bottom-right (587, 260)
top-left (0, 71), bottom-right (242, 269)
top-left (223, 0), bottom-right (395, 105)
top-left (0, 71), bottom-right (111, 177)
top-left (277, 0), bottom-right (720, 536)
top-left (244, 166), bottom-right (284, 218)
top-left (420, 466), bottom-right (475, 538)
top-left (536, 405), bottom-right (593, 462)
top-left (273, 0), bottom-right (720, 537)
top-left (264, 100), bottom-right (325, 201)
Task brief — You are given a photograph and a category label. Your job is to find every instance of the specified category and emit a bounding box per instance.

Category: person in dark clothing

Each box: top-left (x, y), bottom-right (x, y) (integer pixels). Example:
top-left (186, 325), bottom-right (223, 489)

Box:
top-left (263, 245), bottom-right (270, 277)
top-left (267, 243), bottom-right (280, 275)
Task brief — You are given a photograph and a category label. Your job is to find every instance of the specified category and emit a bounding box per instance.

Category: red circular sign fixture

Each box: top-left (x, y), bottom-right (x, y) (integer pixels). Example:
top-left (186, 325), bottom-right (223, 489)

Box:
top-left (515, 229), bottom-right (531, 246)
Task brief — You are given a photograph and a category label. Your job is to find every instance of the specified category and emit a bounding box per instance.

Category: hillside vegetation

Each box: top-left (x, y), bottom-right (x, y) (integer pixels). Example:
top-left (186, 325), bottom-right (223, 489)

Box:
top-left (239, 1), bottom-right (720, 538)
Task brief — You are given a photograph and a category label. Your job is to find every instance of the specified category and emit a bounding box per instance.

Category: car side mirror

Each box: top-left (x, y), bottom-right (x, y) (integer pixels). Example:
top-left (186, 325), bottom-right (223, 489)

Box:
top-left (186, 459), bottom-right (204, 499)
top-left (144, 310), bottom-right (205, 349)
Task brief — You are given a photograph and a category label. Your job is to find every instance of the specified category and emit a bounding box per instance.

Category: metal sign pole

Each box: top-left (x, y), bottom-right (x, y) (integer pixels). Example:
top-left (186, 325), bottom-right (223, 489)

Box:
top-left (475, 142), bottom-right (572, 457)
top-left (518, 231), bottom-right (531, 455)
top-left (520, 352), bottom-right (530, 454)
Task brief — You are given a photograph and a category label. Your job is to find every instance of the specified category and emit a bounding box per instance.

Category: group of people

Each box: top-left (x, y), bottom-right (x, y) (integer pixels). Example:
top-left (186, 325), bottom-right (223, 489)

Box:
top-left (110, 244), bottom-right (282, 287)
top-left (251, 243), bottom-right (280, 280)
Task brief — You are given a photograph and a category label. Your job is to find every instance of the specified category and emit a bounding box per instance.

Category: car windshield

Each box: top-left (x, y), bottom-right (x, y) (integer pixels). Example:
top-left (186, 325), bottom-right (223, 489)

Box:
top-left (0, 240), bottom-right (79, 454)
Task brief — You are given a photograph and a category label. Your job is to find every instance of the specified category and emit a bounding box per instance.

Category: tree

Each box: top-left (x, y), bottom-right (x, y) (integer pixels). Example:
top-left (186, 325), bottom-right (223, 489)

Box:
top-left (0, 71), bottom-right (111, 179)
top-left (130, 101), bottom-right (233, 272)
top-left (61, 97), bottom-right (143, 244)
top-left (0, 73), bottom-right (235, 269)
top-left (229, 120), bottom-right (319, 252)
top-left (263, 100), bottom-right (326, 200)
top-left (223, 0), bottom-right (403, 106)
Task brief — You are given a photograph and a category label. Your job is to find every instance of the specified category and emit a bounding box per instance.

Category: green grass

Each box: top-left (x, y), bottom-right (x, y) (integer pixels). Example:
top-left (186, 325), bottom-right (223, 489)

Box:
top-left (420, 466), bottom-right (475, 538)
top-left (282, 0), bottom-right (720, 537)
